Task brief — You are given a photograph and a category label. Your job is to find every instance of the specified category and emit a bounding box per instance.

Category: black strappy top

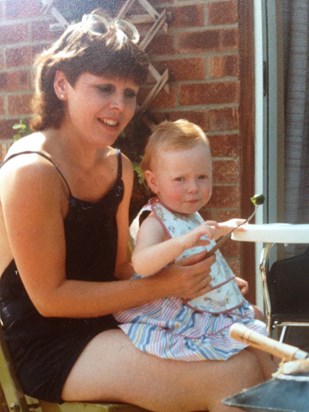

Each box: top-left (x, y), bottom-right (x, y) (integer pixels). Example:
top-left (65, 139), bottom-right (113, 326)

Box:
top-left (0, 149), bottom-right (124, 336)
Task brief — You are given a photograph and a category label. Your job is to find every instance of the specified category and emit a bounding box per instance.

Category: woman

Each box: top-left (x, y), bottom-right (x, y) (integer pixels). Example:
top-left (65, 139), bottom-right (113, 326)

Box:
top-left (0, 10), bottom-right (266, 412)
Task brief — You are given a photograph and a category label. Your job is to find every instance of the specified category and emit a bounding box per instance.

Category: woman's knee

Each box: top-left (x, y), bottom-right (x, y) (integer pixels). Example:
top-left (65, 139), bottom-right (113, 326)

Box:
top-left (240, 348), bottom-right (265, 383)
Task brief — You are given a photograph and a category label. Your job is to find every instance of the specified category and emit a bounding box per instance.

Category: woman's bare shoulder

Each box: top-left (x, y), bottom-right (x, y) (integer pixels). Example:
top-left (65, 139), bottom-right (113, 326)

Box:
top-left (5, 132), bottom-right (46, 156)
top-left (0, 133), bottom-right (66, 207)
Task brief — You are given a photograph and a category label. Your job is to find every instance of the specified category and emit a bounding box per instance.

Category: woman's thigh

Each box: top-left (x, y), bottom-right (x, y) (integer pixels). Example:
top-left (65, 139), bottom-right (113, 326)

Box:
top-left (62, 329), bottom-right (264, 412)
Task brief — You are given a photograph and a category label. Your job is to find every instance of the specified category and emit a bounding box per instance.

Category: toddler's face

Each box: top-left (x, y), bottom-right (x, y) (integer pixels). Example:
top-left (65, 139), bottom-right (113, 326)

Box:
top-left (146, 143), bottom-right (212, 215)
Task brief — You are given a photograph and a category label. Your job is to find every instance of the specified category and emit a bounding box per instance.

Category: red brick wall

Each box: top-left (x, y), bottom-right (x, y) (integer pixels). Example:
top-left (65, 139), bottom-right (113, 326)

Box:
top-left (0, 0), bottom-right (246, 275)
top-left (146, 0), bottom-right (243, 273)
top-left (0, 0), bottom-right (58, 154)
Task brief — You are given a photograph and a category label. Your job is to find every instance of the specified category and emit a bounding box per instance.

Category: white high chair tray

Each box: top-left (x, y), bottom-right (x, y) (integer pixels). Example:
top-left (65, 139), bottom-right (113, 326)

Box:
top-left (231, 223), bottom-right (309, 244)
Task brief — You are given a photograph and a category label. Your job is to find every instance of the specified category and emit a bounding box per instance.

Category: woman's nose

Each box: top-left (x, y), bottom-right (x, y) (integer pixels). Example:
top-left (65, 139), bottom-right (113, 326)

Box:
top-left (110, 93), bottom-right (125, 110)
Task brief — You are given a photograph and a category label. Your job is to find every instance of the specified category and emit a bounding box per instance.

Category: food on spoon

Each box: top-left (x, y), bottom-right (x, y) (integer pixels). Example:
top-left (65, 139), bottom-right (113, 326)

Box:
top-left (250, 194), bottom-right (265, 206)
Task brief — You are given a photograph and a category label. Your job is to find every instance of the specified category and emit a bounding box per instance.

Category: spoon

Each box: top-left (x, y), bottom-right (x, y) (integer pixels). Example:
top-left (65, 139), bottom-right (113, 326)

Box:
top-left (204, 194), bottom-right (265, 258)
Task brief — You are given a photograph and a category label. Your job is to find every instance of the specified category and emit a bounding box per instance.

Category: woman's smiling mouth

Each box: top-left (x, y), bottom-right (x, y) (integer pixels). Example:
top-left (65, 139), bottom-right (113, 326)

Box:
top-left (98, 118), bottom-right (119, 127)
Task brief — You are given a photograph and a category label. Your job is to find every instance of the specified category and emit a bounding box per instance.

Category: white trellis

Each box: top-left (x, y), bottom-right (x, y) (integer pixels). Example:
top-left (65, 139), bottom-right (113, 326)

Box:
top-left (40, 0), bottom-right (169, 116)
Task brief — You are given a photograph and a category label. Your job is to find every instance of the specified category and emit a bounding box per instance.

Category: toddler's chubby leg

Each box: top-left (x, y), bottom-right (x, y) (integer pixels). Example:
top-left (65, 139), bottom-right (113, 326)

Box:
top-left (62, 329), bottom-right (265, 412)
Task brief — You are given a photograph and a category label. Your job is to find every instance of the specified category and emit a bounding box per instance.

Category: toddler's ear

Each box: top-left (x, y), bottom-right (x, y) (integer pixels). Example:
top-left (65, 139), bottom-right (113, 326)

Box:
top-left (144, 170), bottom-right (159, 194)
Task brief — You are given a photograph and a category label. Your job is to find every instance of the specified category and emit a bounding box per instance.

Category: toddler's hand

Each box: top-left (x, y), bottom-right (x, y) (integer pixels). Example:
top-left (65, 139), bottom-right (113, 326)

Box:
top-left (177, 223), bottom-right (216, 251)
top-left (216, 218), bottom-right (247, 238)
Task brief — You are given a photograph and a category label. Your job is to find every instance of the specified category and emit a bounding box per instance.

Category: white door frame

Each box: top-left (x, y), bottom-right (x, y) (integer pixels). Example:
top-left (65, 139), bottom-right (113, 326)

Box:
top-left (253, 0), bottom-right (284, 307)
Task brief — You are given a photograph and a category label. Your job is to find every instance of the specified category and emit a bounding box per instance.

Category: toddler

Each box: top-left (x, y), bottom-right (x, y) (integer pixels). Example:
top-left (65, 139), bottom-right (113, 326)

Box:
top-left (116, 119), bottom-right (268, 362)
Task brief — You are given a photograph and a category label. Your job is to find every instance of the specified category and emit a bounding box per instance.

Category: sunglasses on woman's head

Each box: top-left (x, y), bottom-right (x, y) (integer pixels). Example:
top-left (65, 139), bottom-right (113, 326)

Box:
top-left (81, 13), bottom-right (140, 44)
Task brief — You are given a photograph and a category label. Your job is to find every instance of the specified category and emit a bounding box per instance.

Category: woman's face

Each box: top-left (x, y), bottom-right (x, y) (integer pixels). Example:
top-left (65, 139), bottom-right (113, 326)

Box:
top-left (56, 72), bottom-right (139, 147)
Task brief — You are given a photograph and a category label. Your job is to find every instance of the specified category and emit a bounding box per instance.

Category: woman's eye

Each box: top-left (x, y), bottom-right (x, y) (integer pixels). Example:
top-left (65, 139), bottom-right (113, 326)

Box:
top-left (124, 89), bottom-right (137, 99)
top-left (97, 85), bottom-right (114, 94)
top-left (175, 177), bottom-right (185, 182)
top-left (198, 175), bottom-right (207, 180)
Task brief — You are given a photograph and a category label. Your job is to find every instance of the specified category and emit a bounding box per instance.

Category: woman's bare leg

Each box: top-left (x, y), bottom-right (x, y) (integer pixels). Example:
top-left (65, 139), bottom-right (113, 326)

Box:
top-left (62, 330), bottom-right (264, 412)
top-left (248, 347), bottom-right (278, 380)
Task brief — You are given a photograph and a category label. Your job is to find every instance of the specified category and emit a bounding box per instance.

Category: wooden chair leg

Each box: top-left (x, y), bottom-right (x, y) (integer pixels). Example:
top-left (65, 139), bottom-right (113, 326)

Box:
top-left (39, 400), bottom-right (148, 412)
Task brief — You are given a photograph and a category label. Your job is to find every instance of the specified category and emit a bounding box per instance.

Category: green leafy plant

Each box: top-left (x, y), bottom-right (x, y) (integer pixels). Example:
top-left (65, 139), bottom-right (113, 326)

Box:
top-left (12, 119), bottom-right (30, 141)
top-left (133, 160), bottom-right (144, 185)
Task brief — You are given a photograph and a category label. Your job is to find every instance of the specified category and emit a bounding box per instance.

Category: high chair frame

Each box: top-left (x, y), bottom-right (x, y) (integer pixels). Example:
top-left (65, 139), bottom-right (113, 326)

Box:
top-left (260, 244), bottom-right (309, 343)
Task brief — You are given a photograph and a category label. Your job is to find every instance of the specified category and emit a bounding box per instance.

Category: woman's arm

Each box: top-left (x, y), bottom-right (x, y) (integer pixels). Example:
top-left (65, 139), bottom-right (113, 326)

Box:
top-left (0, 155), bottom-right (214, 318)
top-left (132, 217), bottom-right (214, 276)
top-left (114, 153), bottom-right (134, 280)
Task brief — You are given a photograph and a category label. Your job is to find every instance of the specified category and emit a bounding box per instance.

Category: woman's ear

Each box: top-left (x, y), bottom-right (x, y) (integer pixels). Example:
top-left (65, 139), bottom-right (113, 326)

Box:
top-left (144, 170), bottom-right (159, 194)
top-left (54, 70), bottom-right (68, 101)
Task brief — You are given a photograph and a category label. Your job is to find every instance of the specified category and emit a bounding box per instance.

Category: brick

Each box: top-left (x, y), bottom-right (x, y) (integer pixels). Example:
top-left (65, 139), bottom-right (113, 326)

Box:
top-left (5, 0), bottom-right (41, 19)
top-left (0, 71), bottom-right (31, 92)
top-left (216, 209), bottom-right (242, 221)
top-left (212, 159), bottom-right (239, 184)
top-left (0, 119), bottom-right (18, 140)
top-left (208, 0), bottom-right (238, 25)
top-left (168, 4), bottom-right (205, 28)
top-left (208, 134), bottom-right (240, 158)
top-left (221, 29), bottom-right (239, 49)
top-left (148, 84), bottom-right (177, 110)
top-left (208, 54), bottom-right (239, 78)
top-left (0, 24), bottom-right (29, 45)
top-left (5, 46), bottom-right (33, 67)
top-left (31, 44), bottom-right (47, 60)
top-left (0, 48), bottom-right (4, 70)
top-left (179, 82), bottom-right (239, 106)
top-left (207, 107), bottom-right (239, 132)
top-left (177, 29), bottom-right (220, 53)
top-left (157, 58), bottom-right (205, 81)
top-left (208, 185), bottom-right (240, 208)
top-left (147, 33), bottom-right (175, 55)
top-left (167, 111), bottom-right (209, 130)
top-left (0, 96), bottom-right (5, 115)
top-left (148, 0), bottom-right (173, 6)
top-left (226, 257), bottom-right (240, 276)
top-left (221, 237), bottom-right (241, 257)
top-left (8, 94), bottom-right (32, 115)
top-left (198, 205), bottom-right (213, 219)
top-left (30, 20), bottom-right (60, 42)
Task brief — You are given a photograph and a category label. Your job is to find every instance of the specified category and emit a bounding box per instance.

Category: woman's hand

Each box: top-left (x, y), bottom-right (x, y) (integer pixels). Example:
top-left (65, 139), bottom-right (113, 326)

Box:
top-left (153, 250), bottom-right (215, 300)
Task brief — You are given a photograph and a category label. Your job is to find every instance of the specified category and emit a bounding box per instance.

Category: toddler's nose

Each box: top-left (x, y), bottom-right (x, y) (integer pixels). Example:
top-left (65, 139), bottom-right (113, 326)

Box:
top-left (187, 180), bottom-right (199, 193)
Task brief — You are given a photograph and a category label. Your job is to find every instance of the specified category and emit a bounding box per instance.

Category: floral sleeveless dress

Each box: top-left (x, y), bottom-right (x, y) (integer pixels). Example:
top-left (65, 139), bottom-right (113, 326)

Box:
top-left (115, 198), bottom-right (267, 361)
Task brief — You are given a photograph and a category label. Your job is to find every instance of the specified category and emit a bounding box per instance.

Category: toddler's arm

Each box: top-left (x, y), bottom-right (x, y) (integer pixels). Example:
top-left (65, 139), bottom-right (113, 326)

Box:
top-left (132, 215), bottom-right (215, 276)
